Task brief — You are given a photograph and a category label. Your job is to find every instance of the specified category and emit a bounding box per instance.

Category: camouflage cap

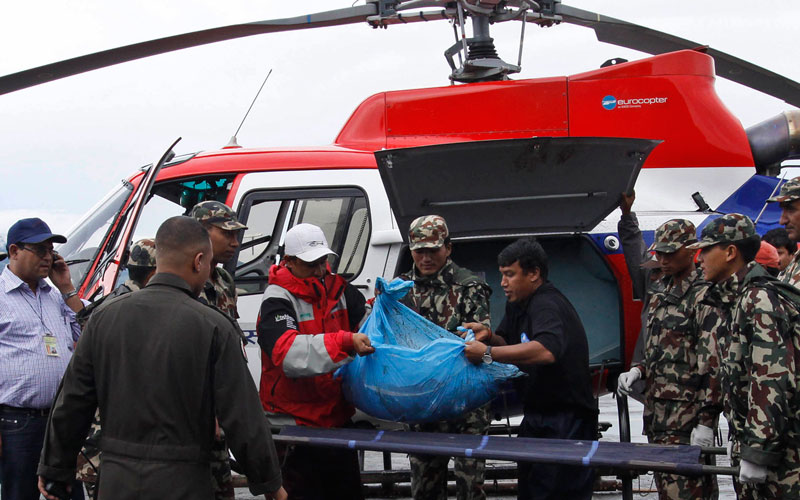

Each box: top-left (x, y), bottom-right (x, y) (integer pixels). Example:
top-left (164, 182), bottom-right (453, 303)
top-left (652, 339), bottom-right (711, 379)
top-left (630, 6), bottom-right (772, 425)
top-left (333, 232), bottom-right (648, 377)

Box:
top-left (408, 215), bottom-right (449, 251)
top-left (687, 213), bottom-right (757, 249)
top-left (190, 201), bottom-right (247, 230)
top-left (128, 238), bottom-right (156, 268)
top-left (766, 176), bottom-right (800, 204)
top-left (647, 219), bottom-right (697, 253)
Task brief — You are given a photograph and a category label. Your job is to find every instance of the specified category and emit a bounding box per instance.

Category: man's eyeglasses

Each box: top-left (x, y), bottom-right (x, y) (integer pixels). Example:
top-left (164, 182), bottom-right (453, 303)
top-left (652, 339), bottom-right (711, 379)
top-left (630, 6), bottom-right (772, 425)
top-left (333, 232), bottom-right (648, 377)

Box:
top-left (19, 244), bottom-right (56, 259)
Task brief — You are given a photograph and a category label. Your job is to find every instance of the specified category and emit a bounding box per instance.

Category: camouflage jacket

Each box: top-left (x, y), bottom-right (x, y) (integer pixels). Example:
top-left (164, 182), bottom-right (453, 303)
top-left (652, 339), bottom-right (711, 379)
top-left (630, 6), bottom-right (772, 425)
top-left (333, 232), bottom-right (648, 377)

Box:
top-left (778, 249), bottom-right (800, 287)
top-left (635, 267), bottom-right (722, 432)
top-left (705, 261), bottom-right (800, 466)
top-left (398, 259), bottom-right (491, 334)
top-left (198, 266), bottom-right (239, 320)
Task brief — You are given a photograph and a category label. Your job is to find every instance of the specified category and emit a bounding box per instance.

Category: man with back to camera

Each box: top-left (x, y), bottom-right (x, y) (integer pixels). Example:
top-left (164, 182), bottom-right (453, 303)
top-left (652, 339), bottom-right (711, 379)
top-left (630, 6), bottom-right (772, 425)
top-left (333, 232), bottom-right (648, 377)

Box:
top-left (191, 200), bottom-right (248, 500)
top-left (397, 215), bottom-right (493, 500)
top-left (617, 219), bottom-right (721, 499)
top-left (689, 213), bottom-right (800, 499)
top-left (74, 238), bottom-right (158, 499)
top-left (0, 217), bottom-right (84, 500)
top-left (256, 222), bottom-right (375, 499)
top-left (766, 176), bottom-right (800, 285)
top-left (36, 216), bottom-right (286, 500)
top-left (462, 237), bottom-right (597, 500)
top-left (762, 227), bottom-right (796, 272)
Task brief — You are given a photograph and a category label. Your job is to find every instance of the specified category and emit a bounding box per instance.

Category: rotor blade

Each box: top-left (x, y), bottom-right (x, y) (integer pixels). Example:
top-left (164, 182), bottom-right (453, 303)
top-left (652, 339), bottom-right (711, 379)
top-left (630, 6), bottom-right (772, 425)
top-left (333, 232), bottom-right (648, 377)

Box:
top-left (0, 4), bottom-right (377, 96)
top-left (554, 5), bottom-right (800, 108)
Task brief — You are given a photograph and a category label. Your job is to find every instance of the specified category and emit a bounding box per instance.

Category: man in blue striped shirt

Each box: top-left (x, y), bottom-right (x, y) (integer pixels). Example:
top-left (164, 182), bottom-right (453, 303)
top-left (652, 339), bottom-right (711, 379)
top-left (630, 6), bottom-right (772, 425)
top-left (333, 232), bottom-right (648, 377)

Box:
top-left (0, 217), bottom-right (84, 500)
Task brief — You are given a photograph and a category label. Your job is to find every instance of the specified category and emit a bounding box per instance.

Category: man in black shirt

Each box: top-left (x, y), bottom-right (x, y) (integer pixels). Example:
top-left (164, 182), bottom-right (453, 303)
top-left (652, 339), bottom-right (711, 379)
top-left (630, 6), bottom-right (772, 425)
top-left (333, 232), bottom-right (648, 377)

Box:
top-left (464, 237), bottom-right (597, 500)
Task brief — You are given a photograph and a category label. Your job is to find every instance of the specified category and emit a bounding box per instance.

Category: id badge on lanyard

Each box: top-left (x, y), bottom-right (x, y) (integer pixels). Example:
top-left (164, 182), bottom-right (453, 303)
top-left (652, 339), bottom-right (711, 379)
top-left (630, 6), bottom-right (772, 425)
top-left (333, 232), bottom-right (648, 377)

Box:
top-left (44, 332), bottom-right (60, 357)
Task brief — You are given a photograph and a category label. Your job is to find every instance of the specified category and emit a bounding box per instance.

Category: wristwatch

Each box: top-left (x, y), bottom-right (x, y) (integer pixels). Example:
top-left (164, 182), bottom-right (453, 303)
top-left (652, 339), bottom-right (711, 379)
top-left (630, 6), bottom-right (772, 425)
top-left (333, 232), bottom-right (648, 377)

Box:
top-left (62, 290), bottom-right (79, 301)
top-left (482, 345), bottom-right (493, 365)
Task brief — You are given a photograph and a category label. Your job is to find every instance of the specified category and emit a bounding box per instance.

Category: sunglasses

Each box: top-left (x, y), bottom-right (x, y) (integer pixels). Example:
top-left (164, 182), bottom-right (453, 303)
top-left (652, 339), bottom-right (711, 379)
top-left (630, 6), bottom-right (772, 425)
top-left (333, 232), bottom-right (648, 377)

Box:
top-left (19, 244), bottom-right (57, 259)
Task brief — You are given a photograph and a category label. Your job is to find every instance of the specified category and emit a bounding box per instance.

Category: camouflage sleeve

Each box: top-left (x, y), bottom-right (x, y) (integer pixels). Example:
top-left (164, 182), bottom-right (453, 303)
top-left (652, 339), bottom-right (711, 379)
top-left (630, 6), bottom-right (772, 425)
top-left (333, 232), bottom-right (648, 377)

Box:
top-left (694, 301), bottom-right (723, 428)
top-left (462, 281), bottom-right (491, 327)
top-left (739, 287), bottom-right (794, 466)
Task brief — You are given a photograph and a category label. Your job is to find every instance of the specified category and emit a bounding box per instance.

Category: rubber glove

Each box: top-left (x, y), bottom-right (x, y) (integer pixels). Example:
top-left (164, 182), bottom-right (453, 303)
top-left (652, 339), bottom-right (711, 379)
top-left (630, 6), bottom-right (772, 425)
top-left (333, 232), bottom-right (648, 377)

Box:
top-left (739, 459), bottom-right (768, 484)
top-left (616, 367), bottom-right (641, 397)
top-left (690, 424), bottom-right (715, 447)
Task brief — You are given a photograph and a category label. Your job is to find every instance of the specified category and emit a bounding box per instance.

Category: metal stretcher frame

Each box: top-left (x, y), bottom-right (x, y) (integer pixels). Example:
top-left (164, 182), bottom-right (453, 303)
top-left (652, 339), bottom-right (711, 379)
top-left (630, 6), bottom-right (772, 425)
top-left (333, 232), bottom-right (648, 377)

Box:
top-left (275, 427), bottom-right (731, 476)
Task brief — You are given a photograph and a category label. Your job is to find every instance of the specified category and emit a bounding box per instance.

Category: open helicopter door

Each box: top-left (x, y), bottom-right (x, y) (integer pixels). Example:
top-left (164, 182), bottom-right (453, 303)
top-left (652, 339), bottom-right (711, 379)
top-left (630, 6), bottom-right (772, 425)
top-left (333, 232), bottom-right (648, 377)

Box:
top-left (96, 139), bottom-right (181, 296)
top-left (376, 135), bottom-right (660, 369)
top-left (375, 137), bottom-right (660, 240)
top-left (377, 136), bottom-right (661, 500)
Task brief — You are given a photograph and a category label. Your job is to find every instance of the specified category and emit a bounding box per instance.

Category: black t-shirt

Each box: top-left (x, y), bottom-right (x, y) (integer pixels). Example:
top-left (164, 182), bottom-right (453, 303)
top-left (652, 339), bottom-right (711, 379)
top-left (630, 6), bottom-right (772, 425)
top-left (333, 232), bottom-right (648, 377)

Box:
top-left (497, 282), bottom-right (597, 417)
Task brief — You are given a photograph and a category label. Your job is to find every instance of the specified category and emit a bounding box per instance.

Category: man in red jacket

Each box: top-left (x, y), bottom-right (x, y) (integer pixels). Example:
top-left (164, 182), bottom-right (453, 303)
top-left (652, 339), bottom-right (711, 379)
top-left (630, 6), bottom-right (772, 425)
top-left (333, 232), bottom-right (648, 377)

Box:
top-left (256, 223), bottom-right (374, 499)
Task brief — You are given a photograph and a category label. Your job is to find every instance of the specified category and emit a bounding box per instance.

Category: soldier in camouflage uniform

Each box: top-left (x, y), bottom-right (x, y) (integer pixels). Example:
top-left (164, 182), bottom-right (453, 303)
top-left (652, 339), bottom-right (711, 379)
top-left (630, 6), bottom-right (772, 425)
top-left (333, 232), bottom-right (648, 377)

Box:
top-left (617, 220), bottom-right (721, 500)
top-left (191, 201), bottom-right (247, 500)
top-left (766, 176), bottom-right (800, 286)
top-left (75, 239), bottom-right (157, 499)
top-left (397, 215), bottom-right (493, 500)
top-left (191, 201), bottom-right (246, 319)
top-left (689, 213), bottom-right (800, 499)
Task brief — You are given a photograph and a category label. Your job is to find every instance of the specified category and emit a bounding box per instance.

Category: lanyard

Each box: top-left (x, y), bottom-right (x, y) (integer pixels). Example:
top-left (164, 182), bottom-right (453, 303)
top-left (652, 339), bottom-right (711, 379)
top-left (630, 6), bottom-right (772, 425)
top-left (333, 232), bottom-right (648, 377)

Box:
top-left (21, 287), bottom-right (54, 336)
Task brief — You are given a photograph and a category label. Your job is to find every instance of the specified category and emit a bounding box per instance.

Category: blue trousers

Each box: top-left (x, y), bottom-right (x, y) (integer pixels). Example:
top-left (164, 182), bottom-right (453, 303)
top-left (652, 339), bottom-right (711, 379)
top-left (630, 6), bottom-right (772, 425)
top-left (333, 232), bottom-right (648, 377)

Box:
top-left (0, 407), bottom-right (84, 500)
top-left (517, 410), bottom-right (597, 500)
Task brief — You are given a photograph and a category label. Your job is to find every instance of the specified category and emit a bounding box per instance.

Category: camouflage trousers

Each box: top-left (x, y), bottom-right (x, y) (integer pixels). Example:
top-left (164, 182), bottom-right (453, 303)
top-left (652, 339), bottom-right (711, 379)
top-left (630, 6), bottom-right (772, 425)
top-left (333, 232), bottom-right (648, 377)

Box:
top-left (409, 404), bottom-right (491, 500)
top-left (648, 432), bottom-right (718, 500)
top-left (211, 428), bottom-right (235, 500)
top-left (76, 411), bottom-right (102, 499)
top-left (730, 441), bottom-right (800, 499)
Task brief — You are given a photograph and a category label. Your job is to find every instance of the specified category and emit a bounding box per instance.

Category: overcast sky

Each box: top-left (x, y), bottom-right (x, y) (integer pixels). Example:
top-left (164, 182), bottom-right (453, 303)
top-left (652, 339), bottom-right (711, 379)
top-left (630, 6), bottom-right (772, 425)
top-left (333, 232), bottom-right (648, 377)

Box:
top-left (1, 0), bottom-right (799, 239)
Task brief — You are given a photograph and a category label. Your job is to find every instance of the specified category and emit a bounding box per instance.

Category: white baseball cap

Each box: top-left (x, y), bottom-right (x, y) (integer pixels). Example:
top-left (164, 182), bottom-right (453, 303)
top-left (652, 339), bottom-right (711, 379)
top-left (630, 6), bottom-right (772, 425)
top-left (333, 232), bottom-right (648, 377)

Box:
top-left (284, 223), bottom-right (337, 263)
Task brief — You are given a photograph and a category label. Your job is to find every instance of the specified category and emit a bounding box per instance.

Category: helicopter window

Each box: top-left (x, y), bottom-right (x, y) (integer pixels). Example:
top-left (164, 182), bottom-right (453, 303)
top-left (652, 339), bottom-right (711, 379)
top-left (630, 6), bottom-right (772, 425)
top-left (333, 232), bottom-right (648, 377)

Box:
top-left (233, 188), bottom-right (371, 295)
top-left (128, 176), bottom-right (236, 245)
top-left (58, 181), bottom-right (134, 290)
top-left (237, 200), bottom-right (282, 268)
top-left (106, 175), bottom-right (236, 292)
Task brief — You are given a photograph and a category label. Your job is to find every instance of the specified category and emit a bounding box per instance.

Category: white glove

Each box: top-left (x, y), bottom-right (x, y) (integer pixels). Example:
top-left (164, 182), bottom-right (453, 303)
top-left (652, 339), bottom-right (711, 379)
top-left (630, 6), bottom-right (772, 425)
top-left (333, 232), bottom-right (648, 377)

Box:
top-left (617, 367), bottom-right (641, 397)
top-left (739, 459), bottom-right (768, 484)
top-left (690, 424), bottom-right (715, 447)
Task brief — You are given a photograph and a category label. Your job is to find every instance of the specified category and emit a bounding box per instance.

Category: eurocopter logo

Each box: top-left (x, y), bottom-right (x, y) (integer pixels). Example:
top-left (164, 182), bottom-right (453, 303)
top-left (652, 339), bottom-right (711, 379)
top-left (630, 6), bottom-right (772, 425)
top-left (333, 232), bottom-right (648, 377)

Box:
top-left (602, 95), bottom-right (668, 110)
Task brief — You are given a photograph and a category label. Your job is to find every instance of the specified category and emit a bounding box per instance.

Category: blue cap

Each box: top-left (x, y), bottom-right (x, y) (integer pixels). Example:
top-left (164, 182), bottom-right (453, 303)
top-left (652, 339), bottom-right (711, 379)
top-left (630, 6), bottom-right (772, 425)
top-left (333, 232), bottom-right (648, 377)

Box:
top-left (7, 218), bottom-right (66, 250)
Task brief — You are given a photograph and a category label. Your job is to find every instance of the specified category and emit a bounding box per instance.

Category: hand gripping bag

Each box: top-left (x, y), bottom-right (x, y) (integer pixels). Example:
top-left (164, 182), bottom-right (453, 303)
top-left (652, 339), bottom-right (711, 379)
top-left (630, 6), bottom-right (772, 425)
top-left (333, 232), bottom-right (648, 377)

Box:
top-left (338, 277), bottom-right (521, 423)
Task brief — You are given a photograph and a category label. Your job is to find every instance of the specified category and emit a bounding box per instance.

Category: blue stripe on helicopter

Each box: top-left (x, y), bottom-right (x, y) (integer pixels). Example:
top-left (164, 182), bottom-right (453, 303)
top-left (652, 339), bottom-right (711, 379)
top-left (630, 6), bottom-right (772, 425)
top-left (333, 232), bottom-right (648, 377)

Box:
top-left (697, 174), bottom-right (787, 235)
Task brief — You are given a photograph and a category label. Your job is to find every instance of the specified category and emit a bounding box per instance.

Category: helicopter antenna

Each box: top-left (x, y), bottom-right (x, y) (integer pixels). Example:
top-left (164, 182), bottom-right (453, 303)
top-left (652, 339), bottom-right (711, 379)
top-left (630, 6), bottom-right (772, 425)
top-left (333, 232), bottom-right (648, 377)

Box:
top-left (225, 68), bottom-right (273, 148)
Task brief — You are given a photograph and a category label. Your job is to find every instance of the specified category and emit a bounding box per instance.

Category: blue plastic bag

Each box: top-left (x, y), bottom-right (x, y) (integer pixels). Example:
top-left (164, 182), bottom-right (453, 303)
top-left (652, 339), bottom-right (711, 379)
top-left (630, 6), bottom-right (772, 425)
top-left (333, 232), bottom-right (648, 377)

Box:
top-left (338, 277), bottom-right (521, 423)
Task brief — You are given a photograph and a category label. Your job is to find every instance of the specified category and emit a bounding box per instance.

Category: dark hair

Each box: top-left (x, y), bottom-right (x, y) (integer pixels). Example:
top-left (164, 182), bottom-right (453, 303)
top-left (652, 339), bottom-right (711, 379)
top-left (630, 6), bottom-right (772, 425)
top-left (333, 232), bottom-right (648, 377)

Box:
top-left (498, 237), bottom-right (548, 280)
top-left (733, 234), bottom-right (762, 263)
top-left (763, 228), bottom-right (796, 255)
top-left (127, 266), bottom-right (153, 285)
top-left (155, 216), bottom-right (210, 265)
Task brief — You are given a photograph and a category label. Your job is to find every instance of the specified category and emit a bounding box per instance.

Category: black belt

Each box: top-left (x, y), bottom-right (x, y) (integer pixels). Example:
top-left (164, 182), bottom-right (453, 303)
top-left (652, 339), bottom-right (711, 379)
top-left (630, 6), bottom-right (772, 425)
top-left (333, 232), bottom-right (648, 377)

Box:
top-left (0, 404), bottom-right (50, 416)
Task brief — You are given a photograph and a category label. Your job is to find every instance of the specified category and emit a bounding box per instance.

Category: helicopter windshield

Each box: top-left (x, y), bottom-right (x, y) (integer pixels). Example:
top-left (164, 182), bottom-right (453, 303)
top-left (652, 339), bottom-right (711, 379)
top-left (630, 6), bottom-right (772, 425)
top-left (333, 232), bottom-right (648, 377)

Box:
top-left (57, 180), bottom-right (134, 289)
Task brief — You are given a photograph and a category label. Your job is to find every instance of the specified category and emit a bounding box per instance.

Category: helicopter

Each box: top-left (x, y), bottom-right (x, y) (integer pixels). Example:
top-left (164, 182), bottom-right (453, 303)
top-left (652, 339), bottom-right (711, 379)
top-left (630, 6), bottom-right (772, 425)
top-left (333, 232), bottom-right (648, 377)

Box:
top-left (1, 2), bottom-right (799, 494)
top-left (1, 1), bottom-right (799, 220)
top-left (2, 0), bottom-right (799, 375)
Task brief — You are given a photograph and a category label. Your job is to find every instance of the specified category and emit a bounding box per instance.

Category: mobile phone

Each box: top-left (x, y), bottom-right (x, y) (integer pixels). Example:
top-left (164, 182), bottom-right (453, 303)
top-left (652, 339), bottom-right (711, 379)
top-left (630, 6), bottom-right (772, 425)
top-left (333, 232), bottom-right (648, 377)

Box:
top-left (43, 480), bottom-right (70, 500)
